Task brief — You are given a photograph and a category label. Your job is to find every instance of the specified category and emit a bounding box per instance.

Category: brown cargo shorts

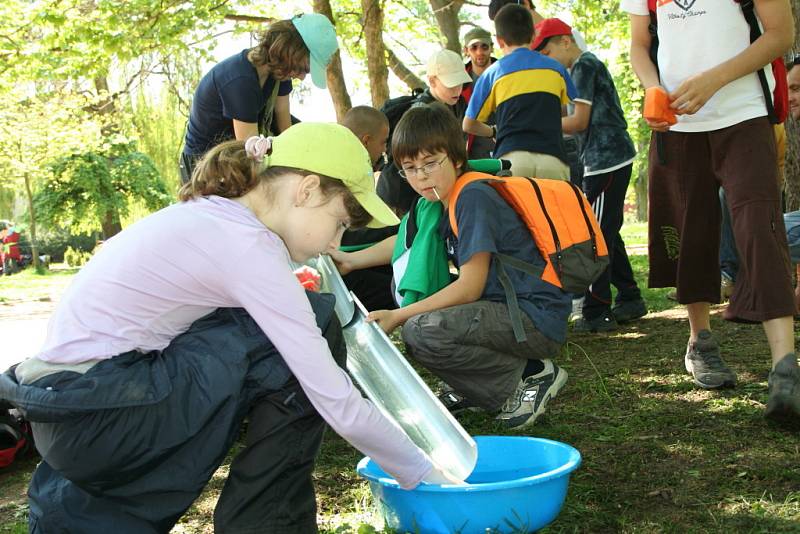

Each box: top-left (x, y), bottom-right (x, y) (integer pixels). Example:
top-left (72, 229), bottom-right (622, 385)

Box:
top-left (647, 117), bottom-right (794, 323)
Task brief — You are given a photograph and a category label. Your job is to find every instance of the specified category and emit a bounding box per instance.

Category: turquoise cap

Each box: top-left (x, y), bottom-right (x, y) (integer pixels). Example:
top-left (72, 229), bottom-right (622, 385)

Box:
top-left (291, 13), bottom-right (339, 89)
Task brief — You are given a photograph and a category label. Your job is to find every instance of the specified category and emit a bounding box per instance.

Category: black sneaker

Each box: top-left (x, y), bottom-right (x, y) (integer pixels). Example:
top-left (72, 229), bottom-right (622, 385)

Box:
top-left (684, 330), bottom-right (737, 389)
top-left (572, 309), bottom-right (618, 333)
top-left (765, 353), bottom-right (800, 423)
top-left (496, 360), bottom-right (568, 429)
top-left (437, 386), bottom-right (479, 414)
top-left (611, 298), bottom-right (647, 324)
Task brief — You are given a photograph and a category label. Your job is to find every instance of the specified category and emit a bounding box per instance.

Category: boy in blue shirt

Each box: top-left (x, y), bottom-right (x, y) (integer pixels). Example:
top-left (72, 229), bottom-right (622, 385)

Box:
top-left (463, 4), bottom-right (577, 180)
top-left (333, 104), bottom-right (571, 429)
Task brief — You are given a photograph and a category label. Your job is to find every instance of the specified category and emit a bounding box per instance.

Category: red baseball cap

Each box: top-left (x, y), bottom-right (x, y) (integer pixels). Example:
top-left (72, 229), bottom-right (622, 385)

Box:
top-left (531, 18), bottom-right (572, 51)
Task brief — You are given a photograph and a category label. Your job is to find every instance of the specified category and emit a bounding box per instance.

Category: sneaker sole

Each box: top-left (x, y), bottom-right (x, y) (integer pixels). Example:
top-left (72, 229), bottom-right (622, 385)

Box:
top-left (502, 368), bottom-right (569, 430)
top-left (684, 357), bottom-right (737, 390)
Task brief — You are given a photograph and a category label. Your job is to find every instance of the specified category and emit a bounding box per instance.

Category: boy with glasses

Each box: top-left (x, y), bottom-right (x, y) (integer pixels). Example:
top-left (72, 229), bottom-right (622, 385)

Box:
top-left (331, 104), bottom-right (571, 430)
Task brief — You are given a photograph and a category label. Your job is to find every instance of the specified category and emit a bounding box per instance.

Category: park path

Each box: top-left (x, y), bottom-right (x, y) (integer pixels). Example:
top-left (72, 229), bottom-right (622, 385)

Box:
top-left (0, 281), bottom-right (67, 370)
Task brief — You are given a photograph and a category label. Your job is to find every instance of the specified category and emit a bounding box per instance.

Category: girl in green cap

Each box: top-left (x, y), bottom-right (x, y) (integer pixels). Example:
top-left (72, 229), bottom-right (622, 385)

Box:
top-left (0, 123), bottom-right (453, 533)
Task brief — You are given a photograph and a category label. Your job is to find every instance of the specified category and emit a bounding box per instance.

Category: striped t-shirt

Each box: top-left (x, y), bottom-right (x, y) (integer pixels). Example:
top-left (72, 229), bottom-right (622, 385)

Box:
top-left (466, 47), bottom-right (577, 161)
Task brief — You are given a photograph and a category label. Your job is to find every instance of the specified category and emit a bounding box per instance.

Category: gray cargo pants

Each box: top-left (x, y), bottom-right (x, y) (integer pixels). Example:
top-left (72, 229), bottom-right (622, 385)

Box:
top-left (402, 300), bottom-right (562, 411)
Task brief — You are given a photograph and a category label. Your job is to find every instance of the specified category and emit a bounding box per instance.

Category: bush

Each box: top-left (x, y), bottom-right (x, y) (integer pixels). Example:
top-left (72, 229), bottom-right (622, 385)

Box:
top-left (64, 246), bottom-right (92, 267)
top-left (34, 228), bottom-right (97, 263)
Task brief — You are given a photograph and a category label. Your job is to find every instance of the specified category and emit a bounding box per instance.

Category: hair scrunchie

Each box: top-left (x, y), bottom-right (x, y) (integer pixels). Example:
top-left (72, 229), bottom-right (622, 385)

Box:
top-left (244, 135), bottom-right (272, 163)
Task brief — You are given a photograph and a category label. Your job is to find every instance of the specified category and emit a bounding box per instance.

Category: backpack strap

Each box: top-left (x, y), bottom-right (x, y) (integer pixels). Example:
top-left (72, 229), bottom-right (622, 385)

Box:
top-left (449, 172), bottom-right (545, 343)
top-left (735, 0), bottom-right (778, 124)
top-left (447, 171), bottom-right (498, 238)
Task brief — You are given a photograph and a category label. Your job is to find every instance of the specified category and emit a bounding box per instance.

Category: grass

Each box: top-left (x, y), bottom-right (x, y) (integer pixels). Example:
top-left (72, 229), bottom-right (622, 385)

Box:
top-left (0, 264), bottom-right (77, 304)
top-left (1, 252), bottom-right (799, 533)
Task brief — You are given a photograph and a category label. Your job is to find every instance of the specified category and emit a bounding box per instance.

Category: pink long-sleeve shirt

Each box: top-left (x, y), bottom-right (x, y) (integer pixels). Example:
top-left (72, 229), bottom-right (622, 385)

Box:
top-left (35, 195), bottom-right (431, 488)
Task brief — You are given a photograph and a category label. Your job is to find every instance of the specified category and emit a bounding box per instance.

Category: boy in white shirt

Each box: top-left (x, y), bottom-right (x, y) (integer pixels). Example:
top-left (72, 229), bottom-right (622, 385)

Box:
top-left (622, 0), bottom-right (799, 422)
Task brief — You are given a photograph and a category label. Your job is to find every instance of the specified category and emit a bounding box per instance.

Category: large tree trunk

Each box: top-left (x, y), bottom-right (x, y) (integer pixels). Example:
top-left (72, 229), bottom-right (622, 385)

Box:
top-left (313, 0), bottom-right (352, 121)
top-left (362, 0), bottom-right (390, 108)
top-left (22, 171), bottom-right (39, 271)
top-left (785, 1), bottom-right (800, 210)
top-left (93, 75), bottom-right (123, 239)
top-left (429, 0), bottom-right (464, 53)
top-left (385, 46), bottom-right (427, 92)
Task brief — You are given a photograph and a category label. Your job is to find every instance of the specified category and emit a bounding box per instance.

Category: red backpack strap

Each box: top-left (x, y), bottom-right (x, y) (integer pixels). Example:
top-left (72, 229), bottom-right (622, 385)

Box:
top-left (447, 171), bottom-right (498, 237)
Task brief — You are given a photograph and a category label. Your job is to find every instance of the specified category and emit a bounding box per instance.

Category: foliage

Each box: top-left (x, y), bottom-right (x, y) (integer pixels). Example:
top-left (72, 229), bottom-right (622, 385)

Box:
top-left (63, 246), bottom-right (93, 268)
top-left (127, 87), bottom-right (187, 196)
top-left (35, 138), bottom-right (171, 236)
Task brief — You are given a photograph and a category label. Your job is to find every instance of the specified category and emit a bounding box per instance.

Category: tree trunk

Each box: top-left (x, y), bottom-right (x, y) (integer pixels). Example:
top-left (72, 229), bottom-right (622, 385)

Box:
top-left (93, 75), bottom-right (123, 238)
top-left (22, 171), bottom-right (39, 271)
top-left (101, 210), bottom-right (122, 240)
top-left (429, 0), bottom-right (464, 53)
top-left (312, 0), bottom-right (352, 121)
top-left (362, 0), bottom-right (390, 108)
top-left (785, 2), bottom-right (800, 210)
top-left (385, 46), bottom-right (427, 92)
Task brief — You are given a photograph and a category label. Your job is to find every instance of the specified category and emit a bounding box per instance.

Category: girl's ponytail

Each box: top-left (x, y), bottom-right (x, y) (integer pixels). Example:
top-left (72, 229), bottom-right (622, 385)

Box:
top-left (178, 140), bottom-right (262, 201)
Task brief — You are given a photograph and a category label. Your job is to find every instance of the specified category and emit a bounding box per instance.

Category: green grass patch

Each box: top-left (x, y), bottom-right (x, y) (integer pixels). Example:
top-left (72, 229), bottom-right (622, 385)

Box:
top-left (1, 255), bottom-right (799, 533)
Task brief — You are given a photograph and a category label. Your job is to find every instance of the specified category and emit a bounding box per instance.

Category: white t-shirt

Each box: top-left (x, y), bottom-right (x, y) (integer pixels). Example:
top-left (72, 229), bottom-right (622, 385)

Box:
top-left (620, 0), bottom-right (774, 132)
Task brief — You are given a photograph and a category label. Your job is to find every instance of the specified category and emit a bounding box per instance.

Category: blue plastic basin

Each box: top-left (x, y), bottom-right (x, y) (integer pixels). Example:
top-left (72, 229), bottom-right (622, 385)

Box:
top-left (357, 436), bottom-right (581, 533)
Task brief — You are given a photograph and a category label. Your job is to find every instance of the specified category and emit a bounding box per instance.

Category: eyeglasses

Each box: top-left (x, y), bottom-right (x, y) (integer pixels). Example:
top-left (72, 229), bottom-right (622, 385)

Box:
top-left (468, 43), bottom-right (491, 52)
top-left (398, 156), bottom-right (448, 179)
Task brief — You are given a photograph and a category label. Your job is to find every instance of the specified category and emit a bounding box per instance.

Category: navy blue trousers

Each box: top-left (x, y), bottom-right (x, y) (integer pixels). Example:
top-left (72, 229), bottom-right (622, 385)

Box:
top-left (0, 292), bottom-right (343, 534)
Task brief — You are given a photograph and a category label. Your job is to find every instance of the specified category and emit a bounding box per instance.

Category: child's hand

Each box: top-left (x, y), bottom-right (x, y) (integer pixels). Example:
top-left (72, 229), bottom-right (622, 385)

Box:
top-left (669, 71), bottom-right (723, 116)
top-left (326, 246), bottom-right (354, 276)
top-left (644, 118), bottom-right (673, 132)
top-left (366, 309), bottom-right (402, 334)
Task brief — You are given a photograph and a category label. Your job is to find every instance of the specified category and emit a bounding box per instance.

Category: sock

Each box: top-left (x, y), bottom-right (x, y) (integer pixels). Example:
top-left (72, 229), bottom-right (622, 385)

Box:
top-left (523, 359), bottom-right (545, 379)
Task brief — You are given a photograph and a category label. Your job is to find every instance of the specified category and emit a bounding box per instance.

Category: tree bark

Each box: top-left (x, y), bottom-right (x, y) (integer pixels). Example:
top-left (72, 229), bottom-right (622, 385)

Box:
top-left (362, 0), bottom-right (390, 108)
top-left (784, 1), bottom-right (800, 210)
top-left (312, 0), bottom-right (352, 121)
top-left (22, 171), bottom-right (39, 271)
top-left (429, 0), bottom-right (464, 53)
top-left (385, 46), bottom-right (427, 92)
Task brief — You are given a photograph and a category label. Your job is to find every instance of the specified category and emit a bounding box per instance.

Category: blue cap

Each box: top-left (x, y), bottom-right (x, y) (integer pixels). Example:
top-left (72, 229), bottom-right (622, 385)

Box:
top-left (291, 13), bottom-right (339, 89)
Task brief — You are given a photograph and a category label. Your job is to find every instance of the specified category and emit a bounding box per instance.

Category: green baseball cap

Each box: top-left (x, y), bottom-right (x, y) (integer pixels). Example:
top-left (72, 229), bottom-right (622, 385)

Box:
top-left (291, 13), bottom-right (339, 89)
top-left (464, 27), bottom-right (492, 47)
top-left (266, 123), bottom-right (399, 228)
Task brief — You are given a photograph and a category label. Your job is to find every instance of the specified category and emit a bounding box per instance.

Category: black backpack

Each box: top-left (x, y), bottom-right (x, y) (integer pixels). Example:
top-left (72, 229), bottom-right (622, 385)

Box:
top-left (379, 88), bottom-right (426, 142)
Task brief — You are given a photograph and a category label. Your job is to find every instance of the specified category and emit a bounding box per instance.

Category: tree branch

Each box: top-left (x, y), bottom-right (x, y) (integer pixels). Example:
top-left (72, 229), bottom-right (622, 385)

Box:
top-left (385, 46), bottom-right (427, 92)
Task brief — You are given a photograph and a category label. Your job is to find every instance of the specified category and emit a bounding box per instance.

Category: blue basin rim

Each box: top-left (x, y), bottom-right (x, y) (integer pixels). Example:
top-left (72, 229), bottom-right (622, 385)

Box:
top-left (357, 436), bottom-right (582, 493)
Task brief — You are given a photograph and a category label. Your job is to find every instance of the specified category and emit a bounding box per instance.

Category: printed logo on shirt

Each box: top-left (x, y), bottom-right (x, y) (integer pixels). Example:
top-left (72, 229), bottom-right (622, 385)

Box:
top-left (674, 0), bottom-right (696, 11)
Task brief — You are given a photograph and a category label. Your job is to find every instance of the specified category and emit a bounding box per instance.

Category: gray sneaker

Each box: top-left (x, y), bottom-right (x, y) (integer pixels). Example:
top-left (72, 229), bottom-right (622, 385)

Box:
top-left (496, 360), bottom-right (568, 429)
top-left (684, 330), bottom-right (737, 389)
top-left (765, 353), bottom-right (800, 422)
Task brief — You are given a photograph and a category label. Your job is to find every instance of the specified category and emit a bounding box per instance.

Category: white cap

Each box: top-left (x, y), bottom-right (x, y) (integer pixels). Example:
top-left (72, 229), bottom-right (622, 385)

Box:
top-left (426, 49), bottom-right (472, 88)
